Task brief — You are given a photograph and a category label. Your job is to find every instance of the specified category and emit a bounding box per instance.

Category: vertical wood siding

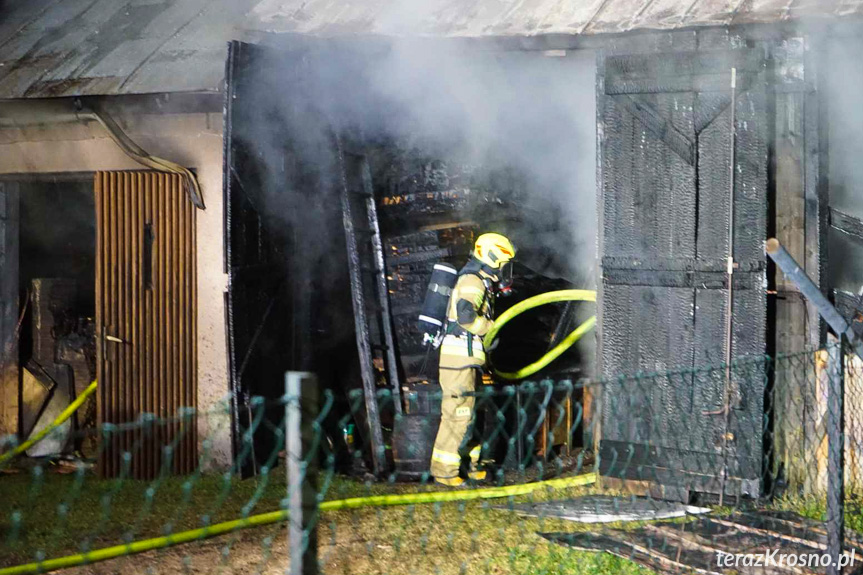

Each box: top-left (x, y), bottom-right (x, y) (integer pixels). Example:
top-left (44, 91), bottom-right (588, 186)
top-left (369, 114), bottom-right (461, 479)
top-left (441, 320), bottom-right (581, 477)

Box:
top-left (96, 172), bottom-right (196, 478)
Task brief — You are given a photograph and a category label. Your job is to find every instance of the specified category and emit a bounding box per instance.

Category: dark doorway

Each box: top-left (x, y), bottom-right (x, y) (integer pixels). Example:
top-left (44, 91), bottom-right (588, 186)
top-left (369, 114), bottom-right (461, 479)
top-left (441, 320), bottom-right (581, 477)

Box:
top-left (14, 175), bottom-right (97, 456)
top-left (224, 39), bottom-right (599, 477)
top-left (19, 178), bottom-right (95, 305)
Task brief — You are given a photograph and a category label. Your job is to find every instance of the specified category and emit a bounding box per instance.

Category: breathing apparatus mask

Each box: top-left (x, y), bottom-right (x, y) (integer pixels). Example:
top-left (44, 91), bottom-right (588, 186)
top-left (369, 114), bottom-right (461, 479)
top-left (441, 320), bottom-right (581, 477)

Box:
top-left (496, 261), bottom-right (514, 295)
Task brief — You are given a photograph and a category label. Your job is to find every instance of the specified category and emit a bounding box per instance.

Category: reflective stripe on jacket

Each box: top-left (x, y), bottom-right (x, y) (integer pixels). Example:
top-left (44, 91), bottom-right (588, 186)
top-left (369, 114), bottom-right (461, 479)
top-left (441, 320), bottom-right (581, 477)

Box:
top-left (440, 333), bottom-right (486, 363)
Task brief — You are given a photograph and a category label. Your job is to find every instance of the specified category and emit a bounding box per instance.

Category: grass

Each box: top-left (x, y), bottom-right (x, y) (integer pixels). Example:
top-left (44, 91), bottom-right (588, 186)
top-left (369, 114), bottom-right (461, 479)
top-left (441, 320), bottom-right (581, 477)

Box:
top-left (0, 466), bottom-right (652, 574)
top-left (10, 463), bottom-right (860, 574)
top-left (768, 492), bottom-right (863, 533)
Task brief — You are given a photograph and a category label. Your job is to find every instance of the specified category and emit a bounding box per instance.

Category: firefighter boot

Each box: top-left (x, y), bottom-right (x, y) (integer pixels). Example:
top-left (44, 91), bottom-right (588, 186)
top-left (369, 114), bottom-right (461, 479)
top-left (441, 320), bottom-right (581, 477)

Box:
top-left (467, 444), bottom-right (487, 481)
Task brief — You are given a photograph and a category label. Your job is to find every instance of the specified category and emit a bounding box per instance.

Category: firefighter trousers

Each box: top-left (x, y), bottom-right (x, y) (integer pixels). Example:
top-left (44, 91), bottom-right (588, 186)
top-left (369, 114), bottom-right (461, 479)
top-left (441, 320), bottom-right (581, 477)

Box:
top-left (430, 364), bottom-right (481, 479)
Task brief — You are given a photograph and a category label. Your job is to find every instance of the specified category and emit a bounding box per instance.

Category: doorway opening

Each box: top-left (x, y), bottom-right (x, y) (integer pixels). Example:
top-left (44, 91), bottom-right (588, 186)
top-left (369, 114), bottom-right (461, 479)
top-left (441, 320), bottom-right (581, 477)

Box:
top-left (0, 171), bottom-right (198, 477)
top-left (15, 175), bottom-right (97, 458)
top-left (224, 39), bottom-right (598, 477)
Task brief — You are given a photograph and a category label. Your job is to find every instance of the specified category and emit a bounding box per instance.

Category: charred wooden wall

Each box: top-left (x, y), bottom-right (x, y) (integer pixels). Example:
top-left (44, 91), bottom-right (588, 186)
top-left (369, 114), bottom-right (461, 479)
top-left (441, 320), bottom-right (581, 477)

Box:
top-left (596, 28), bottom-right (835, 497)
top-left (225, 40), bottom-right (364, 476)
top-left (597, 30), bottom-right (771, 498)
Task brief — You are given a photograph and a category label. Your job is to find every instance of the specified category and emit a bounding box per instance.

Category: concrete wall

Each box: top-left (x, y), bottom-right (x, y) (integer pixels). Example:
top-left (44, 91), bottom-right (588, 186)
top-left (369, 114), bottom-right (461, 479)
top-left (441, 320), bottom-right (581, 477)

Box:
top-left (0, 105), bottom-right (232, 468)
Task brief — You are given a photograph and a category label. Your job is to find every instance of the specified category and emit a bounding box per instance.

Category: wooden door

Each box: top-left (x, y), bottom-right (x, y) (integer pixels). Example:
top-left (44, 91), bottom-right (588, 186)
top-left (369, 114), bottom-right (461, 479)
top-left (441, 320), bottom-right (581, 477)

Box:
top-left (597, 42), bottom-right (768, 498)
top-left (95, 172), bottom-right (196, 478)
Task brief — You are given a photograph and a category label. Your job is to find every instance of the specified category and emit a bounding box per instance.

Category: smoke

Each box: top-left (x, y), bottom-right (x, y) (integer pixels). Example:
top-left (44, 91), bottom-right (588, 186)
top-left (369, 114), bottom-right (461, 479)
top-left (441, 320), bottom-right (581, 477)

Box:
top-left (238, 37), bottom-right (597, 289)
top-left (232, 37), bottom-right (598, 380)
top-left (824, 34), bottom-right (863, 295)
top-left (364, 42), bottom-right (598, 283)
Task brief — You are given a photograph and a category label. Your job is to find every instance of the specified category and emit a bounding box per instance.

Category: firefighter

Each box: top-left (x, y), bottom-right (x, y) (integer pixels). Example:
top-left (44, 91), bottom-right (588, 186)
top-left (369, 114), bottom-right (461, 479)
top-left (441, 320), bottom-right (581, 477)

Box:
top-left (431, 233), bottom-right (516, 487)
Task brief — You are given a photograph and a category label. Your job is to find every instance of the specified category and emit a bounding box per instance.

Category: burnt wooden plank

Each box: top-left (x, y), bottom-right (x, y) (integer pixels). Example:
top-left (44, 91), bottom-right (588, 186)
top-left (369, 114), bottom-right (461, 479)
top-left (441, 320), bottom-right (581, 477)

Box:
top-left (599, 476), bottom-right (691, 503)
top-left (603, 256), bottom-right (765, 272)
top-left (600, 93), bottom-right (696, 261)
top-left (542, 530), bottom-right (724, 574)
top-left (773, 78), bottom-right (813, 493)
top-left (718, 513), bottom-right (863, 554)
top-left (646, 522), bottom-right (757, 554)
top-left (804, 41), bottom-right (829, 347)
top-left (691, 287), bottom-right (767, 452)
top-left (599, 440), bottom-right (761, 479)
top-left (696, 87), bottom-right (769, 265)
top-left (603, 269), bottom-right (762, 289)
top-left (614, 95), bottom-right (695, 165)
top-left (606, 50), bottom-right (764, 95)
top-left (801, 43), bottom-right (829, 493)
top-left (607, 72), bottom-right (758, 95)
top-left (606, 50), bottom-right (765, 79)
top-left (830, 208), bottom-right (863, 242)
top-left (599, 461), bottom-right (758, 497)
top-left (600, 285), bottom-right (695, 441)
top-left (757, 511), bottom-right (863, 551)
top-left (543, 512), bottom-right (862, 575)
top-left (599, 31), bottom-right (698, 59)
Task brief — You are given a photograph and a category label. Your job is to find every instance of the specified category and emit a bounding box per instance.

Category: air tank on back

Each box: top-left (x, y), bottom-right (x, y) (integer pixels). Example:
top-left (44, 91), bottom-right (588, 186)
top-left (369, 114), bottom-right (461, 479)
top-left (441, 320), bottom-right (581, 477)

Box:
top-left (417, 263), bottom-right (458, 345)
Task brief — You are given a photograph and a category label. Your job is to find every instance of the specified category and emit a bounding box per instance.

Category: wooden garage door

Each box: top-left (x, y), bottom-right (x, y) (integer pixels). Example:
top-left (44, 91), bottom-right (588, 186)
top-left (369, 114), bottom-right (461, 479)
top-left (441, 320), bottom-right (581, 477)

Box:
top-left (597, 43), bottom-right (769, 498)
top-left (95, 172), bottom-right (196, 478)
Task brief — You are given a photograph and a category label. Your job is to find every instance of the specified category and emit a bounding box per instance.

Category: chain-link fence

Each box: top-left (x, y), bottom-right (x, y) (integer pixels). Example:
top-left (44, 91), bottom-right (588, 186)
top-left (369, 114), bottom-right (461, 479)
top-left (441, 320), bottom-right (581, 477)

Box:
top-left (1, 345), bottom-right (861, 574)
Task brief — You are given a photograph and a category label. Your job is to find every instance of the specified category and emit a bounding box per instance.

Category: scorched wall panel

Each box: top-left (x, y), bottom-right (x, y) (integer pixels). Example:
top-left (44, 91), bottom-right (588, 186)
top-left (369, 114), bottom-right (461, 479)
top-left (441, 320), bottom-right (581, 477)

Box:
top-left (598, 41), bottom-right (768, 498)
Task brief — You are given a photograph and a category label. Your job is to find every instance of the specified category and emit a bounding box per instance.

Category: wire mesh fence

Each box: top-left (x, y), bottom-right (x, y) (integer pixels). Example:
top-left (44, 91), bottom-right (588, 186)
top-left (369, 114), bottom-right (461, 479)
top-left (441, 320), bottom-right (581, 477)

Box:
top-left (1, 345), bottom-right (861, 574)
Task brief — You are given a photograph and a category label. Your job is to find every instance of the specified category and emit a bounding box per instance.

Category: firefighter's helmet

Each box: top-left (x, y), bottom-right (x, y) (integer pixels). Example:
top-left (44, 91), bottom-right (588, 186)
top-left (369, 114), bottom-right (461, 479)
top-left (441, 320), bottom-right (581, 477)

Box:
top-left (473, 233), bottom-right (516, 269)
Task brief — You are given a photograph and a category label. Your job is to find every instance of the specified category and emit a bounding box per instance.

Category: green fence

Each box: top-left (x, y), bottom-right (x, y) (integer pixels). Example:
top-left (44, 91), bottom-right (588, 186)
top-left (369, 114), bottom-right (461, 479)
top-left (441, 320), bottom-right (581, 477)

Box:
top-left (1, 346), bottom-right (860, 574)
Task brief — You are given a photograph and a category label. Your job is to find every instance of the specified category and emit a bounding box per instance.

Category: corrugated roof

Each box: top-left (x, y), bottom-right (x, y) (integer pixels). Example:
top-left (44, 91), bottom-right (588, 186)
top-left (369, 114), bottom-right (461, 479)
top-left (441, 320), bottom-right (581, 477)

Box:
top-left (1, 0), bottom-right (861, 99)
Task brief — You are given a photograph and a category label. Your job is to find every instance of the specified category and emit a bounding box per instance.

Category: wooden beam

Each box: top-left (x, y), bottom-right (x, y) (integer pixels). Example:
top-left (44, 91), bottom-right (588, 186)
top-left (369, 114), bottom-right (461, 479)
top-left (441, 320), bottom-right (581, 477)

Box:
top-left (829, 207), bottom-right (863, 241)
top-left (0, 182), bottom-right (18, 438)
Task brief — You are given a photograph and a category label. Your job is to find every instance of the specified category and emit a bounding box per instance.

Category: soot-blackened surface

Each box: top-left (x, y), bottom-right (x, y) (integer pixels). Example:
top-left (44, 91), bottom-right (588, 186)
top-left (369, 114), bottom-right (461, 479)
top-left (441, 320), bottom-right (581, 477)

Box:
top-left (598, 38), bottom-right (768, 492)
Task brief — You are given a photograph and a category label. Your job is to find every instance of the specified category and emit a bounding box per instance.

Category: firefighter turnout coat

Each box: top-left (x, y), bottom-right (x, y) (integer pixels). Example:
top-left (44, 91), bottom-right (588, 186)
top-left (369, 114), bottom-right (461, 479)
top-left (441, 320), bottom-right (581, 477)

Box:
top-left (430, 270), bottom-right (494, 480)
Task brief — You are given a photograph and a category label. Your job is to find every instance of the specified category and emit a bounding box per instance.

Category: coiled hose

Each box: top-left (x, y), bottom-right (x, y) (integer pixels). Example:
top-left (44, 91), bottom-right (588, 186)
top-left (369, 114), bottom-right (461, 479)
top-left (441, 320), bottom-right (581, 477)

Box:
top-left (483, 290), bottom-right (596, 380)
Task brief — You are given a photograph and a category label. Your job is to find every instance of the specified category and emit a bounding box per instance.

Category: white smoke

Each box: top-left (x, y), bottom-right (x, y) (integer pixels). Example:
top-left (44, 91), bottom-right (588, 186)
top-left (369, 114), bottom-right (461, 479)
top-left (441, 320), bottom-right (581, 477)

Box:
top-left (825, 34), bottom-right (863, 294)
top-left (363, 41), bottom-right (598, 283)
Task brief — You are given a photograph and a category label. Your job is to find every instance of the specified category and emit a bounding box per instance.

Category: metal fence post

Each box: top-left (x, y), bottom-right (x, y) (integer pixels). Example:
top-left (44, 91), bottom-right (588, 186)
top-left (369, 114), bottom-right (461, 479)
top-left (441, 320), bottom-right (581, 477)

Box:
top-left (286, 372), bottom-right (319, 575)
top-left (827, 341), bottom-right (845, 575)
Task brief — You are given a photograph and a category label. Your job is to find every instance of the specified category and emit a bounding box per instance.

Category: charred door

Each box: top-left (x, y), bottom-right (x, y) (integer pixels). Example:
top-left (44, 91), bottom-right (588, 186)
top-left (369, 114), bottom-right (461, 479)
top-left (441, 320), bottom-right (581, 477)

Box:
top-left (597, 45), bottom-right (768, 498)
top-left (224, 40), bottom-right (353, 476)
top-left (224, 38), bottom-right (403, 476)
top-left (95, 172), bottom-right (197, 478)
top-left (224, 41), bottom-right (306, 477)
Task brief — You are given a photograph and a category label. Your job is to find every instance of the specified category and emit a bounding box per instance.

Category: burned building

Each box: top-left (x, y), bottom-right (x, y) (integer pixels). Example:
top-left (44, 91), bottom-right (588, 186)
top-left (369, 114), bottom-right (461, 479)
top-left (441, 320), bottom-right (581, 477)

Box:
top-left (0, 0), bottom-right (862, 498)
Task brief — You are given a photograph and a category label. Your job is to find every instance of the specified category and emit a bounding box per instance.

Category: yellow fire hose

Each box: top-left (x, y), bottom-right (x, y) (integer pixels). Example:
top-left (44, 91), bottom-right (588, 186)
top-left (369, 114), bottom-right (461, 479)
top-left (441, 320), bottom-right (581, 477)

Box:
top-left (0, 381), bottom-right (98, 466)
top-left (484, 290), bottom-right (597, 380)
top-left (0, 472), bottom-right (596, 575)
top-left (0, 289), bottom-right (597, 573)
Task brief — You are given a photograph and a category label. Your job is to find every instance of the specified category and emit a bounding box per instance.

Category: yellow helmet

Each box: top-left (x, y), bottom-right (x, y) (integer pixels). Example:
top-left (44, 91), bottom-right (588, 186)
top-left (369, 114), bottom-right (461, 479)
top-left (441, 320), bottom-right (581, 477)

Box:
top-left (473, 233), bottom-right (516, 270)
